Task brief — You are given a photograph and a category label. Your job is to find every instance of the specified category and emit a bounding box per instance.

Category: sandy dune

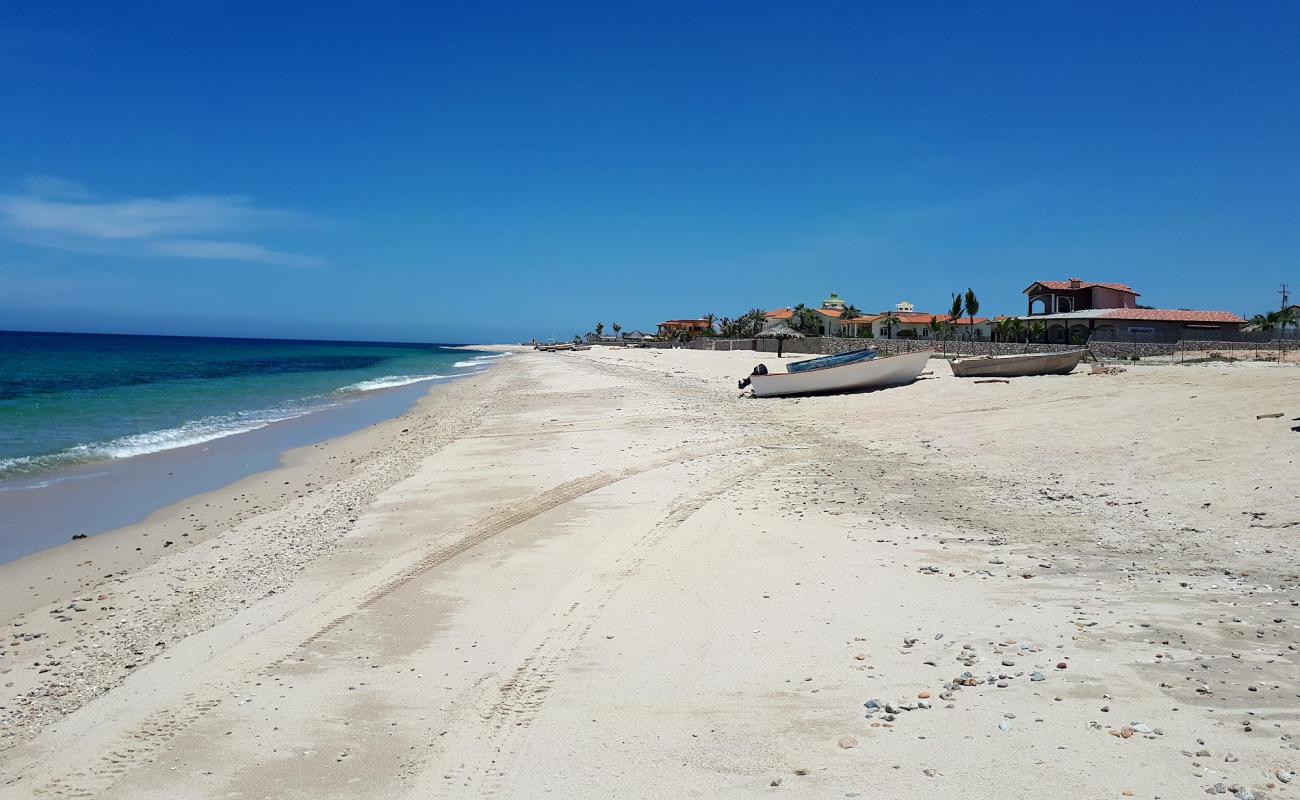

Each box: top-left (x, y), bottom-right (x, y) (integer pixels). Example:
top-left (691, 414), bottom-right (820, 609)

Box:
top-left (1, 348), bottom-right (1297, 798)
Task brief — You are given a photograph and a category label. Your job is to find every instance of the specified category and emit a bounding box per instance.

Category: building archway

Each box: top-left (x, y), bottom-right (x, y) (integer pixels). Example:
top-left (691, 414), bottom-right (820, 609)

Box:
top-left (1048, 324), bottom-right (1068, 343)
top-left (1056, 297), bottom-right (1074, 313)
top-left (1029, 297), bottom-right (1049, 315)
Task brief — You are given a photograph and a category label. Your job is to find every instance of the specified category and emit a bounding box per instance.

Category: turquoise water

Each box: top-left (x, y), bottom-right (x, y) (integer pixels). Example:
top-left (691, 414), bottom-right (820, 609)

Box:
top-left (0, 331), bottom-right (501, 482)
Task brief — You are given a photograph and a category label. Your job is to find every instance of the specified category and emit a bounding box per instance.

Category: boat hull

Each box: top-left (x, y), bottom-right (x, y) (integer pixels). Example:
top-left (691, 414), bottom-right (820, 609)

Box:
top-left (749, 350), bottom-right (931, 398)
top-left (949, 349), bottom-right (1085, 378)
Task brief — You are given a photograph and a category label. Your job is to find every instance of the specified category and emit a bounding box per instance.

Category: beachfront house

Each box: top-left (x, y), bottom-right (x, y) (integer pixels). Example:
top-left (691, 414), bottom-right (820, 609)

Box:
top-left (838, 302), bottom-right (993, 340)
top-left (765, 292), bottom-right (865, 336)
top-left (1022, 278), bottom-right (1246, 342)
top-left (656, 318), bottom-right (712, 338)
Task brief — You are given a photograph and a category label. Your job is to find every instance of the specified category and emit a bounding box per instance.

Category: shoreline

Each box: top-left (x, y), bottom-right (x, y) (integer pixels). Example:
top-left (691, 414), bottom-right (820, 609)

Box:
top-left (0, 359), bottom-right (509, 618)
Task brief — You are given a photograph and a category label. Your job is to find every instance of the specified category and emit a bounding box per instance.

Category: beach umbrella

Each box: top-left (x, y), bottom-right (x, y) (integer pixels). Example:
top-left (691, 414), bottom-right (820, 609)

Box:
top-left (757, 322), bottom-right (804, 358)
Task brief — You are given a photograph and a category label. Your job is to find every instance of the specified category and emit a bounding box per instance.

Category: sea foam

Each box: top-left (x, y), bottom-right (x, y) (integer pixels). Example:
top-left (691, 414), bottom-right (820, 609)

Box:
top-left (0, 406), bottom-right (318, 480)
top-left (338, 374), bottom-right (450, 392)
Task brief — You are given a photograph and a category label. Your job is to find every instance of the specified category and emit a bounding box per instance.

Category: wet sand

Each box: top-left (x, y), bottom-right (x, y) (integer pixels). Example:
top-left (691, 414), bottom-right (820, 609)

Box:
top-left (0, 347), bottom-right (1297, 799)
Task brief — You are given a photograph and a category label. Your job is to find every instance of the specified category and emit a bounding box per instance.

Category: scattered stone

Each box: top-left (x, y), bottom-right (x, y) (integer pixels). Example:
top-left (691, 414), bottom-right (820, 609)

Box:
top-left (838, 736), bottom-right (858, 749)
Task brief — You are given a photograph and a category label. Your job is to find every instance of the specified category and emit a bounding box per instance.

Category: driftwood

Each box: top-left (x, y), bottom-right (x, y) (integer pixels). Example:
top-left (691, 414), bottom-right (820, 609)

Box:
top-left (1256, 412), bottom-right (1284, 420)
top-left (975, 379), bottom-right (1010, 384)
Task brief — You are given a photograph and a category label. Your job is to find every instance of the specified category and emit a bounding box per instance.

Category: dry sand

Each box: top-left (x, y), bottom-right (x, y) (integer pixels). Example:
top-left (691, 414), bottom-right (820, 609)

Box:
top-left (1, 347), bottom-right (1297, 799)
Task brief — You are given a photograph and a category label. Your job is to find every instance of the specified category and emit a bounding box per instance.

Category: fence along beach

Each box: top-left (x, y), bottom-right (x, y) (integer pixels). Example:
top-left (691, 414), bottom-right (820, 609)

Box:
top-left (0, 345), bottom-right (1296, 799)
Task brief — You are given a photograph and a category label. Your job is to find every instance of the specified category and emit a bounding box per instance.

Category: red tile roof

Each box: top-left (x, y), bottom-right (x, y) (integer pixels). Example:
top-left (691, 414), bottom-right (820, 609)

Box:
top-left (889, 312), bottom-right (946, 324)
top-left (815, 308), bottom-right (843, 317)
top-left (1100, 308), bottom-right (1244, 323)
top-left (765, 309), bottom-right (794, 319)
top-left (1027, 280), bottom-right (1138, 294)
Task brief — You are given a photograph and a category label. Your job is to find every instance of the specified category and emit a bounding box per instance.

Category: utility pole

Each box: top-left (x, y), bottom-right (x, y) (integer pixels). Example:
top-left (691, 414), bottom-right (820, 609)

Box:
top-left (1281, 283), bottom-right (1291, 310)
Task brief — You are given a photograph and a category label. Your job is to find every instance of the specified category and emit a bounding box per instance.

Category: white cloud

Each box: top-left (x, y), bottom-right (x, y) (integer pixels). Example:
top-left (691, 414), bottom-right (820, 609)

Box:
top-left (145, 238), bottom-right (322, 267)
top-left (0, 179), bottom-right (322, 266)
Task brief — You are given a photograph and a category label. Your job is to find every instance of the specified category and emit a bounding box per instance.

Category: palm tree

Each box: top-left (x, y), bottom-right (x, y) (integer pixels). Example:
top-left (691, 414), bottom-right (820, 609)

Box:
top-left (612, 322), bottom-right (621, 336)
top-left (949, 293), bottom-right (964, 325)
top-left (1029, 320), bottom-right (1046, 343)
top-left (878, 311), bottom-right (901, 340)
top-left (594, 322), bottom-right (605, 338)
top-left (964, 288), bottom-right (980, 343)
top-left (702, 312), bottom-right (717, 336)
top-left (838, 304), bottom-right (861, 338)
top-left (1251, 313), bottom-right (1276, 334)
top-left (790, 303), bottom-right (811, 334)
top-left (993, 317), bottom-right (1011, 343)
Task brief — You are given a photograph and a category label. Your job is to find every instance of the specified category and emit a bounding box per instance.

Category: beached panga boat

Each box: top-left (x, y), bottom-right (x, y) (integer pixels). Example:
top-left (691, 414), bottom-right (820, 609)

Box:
top-left (949, 349), bottom-right (1085, 378)
top-left (786, 347), bottom-right (877, 374)
top-left (748, 350), bottom-right (930, 398)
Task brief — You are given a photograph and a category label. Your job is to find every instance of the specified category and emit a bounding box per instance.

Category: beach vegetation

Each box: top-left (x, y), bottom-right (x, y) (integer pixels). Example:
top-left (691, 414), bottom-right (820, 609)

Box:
top-left (1251, 308), bottom-right (1298, 337)
top-left (964, 288), bottom-right (980, 342)
top-left (790, 304), bottom-right (820, 335)
top-left (878, 311), bottom-right (901, 339)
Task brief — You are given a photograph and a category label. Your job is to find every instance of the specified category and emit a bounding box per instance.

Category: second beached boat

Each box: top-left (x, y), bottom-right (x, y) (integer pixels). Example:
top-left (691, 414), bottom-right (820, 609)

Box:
top-left (747, 350), bottom-right (930, 398)
top-left (949, 349), bottom-right (1085, 378)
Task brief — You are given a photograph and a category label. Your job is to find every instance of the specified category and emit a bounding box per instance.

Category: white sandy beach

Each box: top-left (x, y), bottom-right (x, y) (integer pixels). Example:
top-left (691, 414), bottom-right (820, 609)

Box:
top-left (1, 347), bottom-right (1297, 799)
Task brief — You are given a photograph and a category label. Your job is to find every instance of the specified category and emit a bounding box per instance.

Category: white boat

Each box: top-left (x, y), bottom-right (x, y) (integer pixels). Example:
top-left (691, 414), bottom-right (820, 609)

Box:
top-left (949, 349), bottom-right (1085, 378)
top-left (748, 350), bottom-right (931, 398)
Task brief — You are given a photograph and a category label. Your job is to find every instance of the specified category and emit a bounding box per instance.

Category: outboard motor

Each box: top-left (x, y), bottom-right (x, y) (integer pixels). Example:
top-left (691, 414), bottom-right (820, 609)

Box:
top-left (737, 363), bottom-right (769, 390)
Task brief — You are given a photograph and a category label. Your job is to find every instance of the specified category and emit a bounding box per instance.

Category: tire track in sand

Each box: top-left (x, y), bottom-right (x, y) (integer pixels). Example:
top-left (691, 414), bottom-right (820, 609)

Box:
top-left (425, 447), bottom-right (789, 798)
top-left (21, 437), bottom-right (760, 800)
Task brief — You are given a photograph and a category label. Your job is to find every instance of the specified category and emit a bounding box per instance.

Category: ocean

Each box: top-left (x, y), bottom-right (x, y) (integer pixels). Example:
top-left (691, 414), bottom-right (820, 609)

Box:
top-left (0, 330), bottom-right (502, 485)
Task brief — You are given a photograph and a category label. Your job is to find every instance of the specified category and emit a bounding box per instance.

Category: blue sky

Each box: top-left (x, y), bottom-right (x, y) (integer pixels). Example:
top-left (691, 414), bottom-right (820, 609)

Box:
top-left (2, 2), bottom-right (1297, 342)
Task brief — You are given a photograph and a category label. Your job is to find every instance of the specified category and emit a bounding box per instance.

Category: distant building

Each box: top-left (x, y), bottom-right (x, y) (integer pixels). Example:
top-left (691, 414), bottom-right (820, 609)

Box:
top-left (1021, 278), bottom-right (1245, 342)
top-left (1024, 279), bottom-right (1139, 315)
top-left (765, 292), bottom-right (861, 336)
top-left (656, 318), bottom-right (712, 338)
